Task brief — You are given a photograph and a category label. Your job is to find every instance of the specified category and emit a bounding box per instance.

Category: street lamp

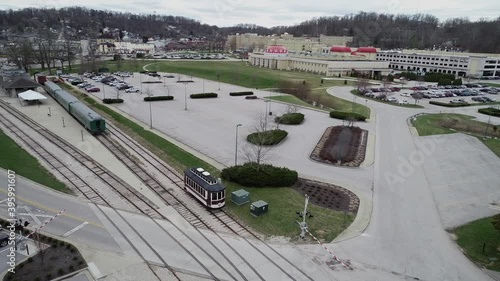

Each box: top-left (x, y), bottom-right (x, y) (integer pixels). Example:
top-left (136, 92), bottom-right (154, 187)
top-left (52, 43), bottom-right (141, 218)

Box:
top-left (149, 97), bottom-right (153, 129)
top-left (140, 73), bottom-right (143, 93)
top-left (264, 100), bottom-right (270, 131)
top-left (184, 83), bottom-right (188, 110)
top-left (235, 124), bottom-right (242, 166)
top-left (352, 96), bottom-right (357, 114)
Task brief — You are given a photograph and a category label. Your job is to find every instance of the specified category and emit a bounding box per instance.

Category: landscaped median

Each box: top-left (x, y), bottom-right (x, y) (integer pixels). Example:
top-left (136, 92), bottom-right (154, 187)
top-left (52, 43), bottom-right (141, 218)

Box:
top-left (478, 107), bottom-right (500, 117)
top-left (329, 111), bottom-right (366, 121)
top-left (190, 93), bottom-right (218, 99)
top-left (144, 96), bottom-right (174, 101)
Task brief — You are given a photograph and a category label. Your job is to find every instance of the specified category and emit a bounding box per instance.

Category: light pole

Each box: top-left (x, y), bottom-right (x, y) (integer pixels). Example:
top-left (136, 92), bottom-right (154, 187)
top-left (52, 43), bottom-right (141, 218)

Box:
top-left (184, 83), bottom-right (188, 110)
top-left (217, 75), bottom-right (221, 90)
top-left (202, 78), bottom-right (205, 94)
top-left (268, 91), bottom-right (272, 115)
top-left (140, 73), bottom-right (142, 93)
top-left (235, 124), bottom-right (242, 166)
top-left (149, 97), bottom-right (153, 129)
top-left (352, 96), bottom-right (357, 114)
top-left (264, 100), bottom-right (269, 131)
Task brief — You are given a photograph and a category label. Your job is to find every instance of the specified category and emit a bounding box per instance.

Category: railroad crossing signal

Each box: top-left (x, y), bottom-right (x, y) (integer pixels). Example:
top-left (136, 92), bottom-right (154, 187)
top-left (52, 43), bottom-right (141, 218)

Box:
top-left (296, 194), bottom-right (313, 239)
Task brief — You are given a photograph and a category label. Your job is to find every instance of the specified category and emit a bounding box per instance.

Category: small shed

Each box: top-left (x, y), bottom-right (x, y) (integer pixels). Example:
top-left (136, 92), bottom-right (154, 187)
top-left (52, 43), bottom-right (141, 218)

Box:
top-left (231, 189), bottom-right (250, 206)
top-left (250, 200), bottom-right (268, 217)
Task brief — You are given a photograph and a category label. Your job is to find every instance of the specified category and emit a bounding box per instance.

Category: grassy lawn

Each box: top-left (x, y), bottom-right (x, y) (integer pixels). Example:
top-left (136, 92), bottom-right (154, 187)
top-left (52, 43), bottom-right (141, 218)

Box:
top-left (351, 90), bottom-right (424, 109)
top-left (224, 182), bottom-right (354, 242)
top-left (0, 130), bottom-right (70, 193)
top-left (63, 83), bottom-right (351, 241)
top-left (483, 82), bottom-right (500, 88)
top-left (412, 113), bottom-right (500, 157)
top-left (454, 216), bottom-right (500, 271)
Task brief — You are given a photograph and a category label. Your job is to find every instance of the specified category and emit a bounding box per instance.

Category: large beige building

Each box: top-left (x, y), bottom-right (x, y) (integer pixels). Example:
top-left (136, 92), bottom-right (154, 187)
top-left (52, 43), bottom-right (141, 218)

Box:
top-left (377, 49), bottom-right (500, 78)
top-left (248, 45), bottom-right (390, 77)
top-left (227, 33), bottom-right (353, 53)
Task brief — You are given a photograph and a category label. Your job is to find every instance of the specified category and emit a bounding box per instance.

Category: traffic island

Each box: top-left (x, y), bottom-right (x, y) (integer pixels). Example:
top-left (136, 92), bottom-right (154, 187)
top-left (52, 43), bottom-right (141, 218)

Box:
top-left (310, 126), bottom-right (368, 167)
top-left (1, 220), bottom-right (86, 281)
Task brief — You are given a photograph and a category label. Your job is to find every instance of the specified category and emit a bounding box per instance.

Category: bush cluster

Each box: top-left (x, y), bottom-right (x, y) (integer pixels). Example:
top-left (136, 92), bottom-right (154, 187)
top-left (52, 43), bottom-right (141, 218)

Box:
top-left (221, 163), bottom-right (298, 187)
top-left (190, 93), bottom-right (218, 99)
top-left (329, 111), bottom-right (366, 121)
top-left (247, 129), bottom-right (288, 145)
top-left (478, 108), bottom-right (500, 117)
top-left (230, 91), bottom-right (254, 96)
top-left (144, 96), bottom-right (174, 101)
top-left (429, 101), bottom-right (470, 107)
top-left (102, 98), bottom-right (124, 104)
top-left (142, 80), bottom-right (162, 84)
top-left (275, 113), bottom-right (305, 125)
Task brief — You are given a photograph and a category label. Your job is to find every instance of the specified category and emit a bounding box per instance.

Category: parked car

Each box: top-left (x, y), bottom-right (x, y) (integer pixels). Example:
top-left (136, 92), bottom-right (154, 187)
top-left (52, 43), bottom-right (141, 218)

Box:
top-left (117, 85), bottom-right (130, 90)
top-left (387, 97), bottom-right (398, 103)
top-left (472, 97), bottom-right (486, 102)
top-left (400, 93), bottom-right (411, 97)
top-left (450, 99), bottom-right (467, 104)
top-left (398, 100), bottom-right (409, 105)
top-left (86, 87), bottom-right (100, 92)
top-left (482, 97), bottom-right (496, 102)
top-left (125, 88), bottom-right (140, 93)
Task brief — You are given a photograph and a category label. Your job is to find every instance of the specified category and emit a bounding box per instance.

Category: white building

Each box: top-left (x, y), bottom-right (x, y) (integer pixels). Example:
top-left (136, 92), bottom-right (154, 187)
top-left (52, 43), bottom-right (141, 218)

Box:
top-left (248, 45), bottom-right (391, 77)
top-left (376, 50), bottom-right (500, 78)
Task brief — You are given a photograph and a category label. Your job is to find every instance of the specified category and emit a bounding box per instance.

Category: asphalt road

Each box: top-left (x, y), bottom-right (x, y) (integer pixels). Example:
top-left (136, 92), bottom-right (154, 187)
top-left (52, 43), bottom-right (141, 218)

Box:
top-left (330, 87), bottom-right (494, 281)
top-left (0, 170), bottom-right (123, 254)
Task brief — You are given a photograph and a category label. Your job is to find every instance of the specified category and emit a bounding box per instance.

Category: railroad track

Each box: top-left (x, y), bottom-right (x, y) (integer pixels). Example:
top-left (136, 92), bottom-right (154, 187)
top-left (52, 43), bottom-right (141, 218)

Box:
top-left (0, 100), bottom-right (159, 218)
top-left (104, 122), bottom-right (316, 281)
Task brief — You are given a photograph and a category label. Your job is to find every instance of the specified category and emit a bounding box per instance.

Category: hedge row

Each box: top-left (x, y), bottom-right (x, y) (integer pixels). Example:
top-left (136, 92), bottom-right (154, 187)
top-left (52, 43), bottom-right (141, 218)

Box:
top-left (247, 129), bottom-right (288, 145)
top-left (275, 113), bottom-right (305, 125)
top-left (329, 111), bottom-right (366, 121)
top-left (478, 108), bottom-right (500, 117)
top-left (103, 98), bottom-right (124, 104)
top-left (142, 81), bottom-right (162, 84)
top-left (144, 96), bottom-right (174, 101)
top-left (190, 93), bottom-right (218, 99)
top-left (221, 163), bottom-right (298, 187)
top-left (429, 100), bottom-right (470, 107)
top-left (230, 91), bottom-right (254, 96)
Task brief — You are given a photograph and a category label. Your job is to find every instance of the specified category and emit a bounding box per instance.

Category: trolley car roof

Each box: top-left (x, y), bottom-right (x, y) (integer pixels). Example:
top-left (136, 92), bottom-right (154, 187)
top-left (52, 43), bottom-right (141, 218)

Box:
top-left (184, 168), bottom-right (225, 192)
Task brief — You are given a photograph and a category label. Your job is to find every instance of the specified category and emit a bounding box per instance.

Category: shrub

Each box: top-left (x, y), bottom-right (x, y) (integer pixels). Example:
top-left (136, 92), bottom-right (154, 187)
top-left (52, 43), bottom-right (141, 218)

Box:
top-left (59, 241), bottom-right (65, 247)
top-left (144, 96), bottom-right (174, 101)
top-left (47, 237), bottom-right (53, 242)
top-left (221, 163), bottom-right (298, 187)
top-left (429, 101), bottom-right (470, 107)
top-left (69, 265), bottom-right (75, 271)
top-left (229, 91), bottom-right (253, 96)
top-left (438, 78), bottom-right (452, 86)
top-left (190, 93), bottom-right (218, 99)
top-left (452, 78), bottom-right (463, 85)
top-left (46, 273), bottom-right (52, 280)
top-left (35, 277), bottom-right (41, 281)
top-left (329, 111), bottom-right (366, 121)
top-left (102, 98), bottom-right (124, 104)
top-left (275, 113), bottom-right (305, 125)
top-left (28, 257), bottom-right (34, 263)
top-left (247, 129), bottom-right (288, 145)
top-left (58, 268), bottom-right (65, 276)
top-left (478, 108), bottom-right (500, 117)
top-left (19, 262), bottom-right (24, 268)
top-left (141, 80), bottom-right (162, 84)
top-left (73, 257), bottom-right (78, 261)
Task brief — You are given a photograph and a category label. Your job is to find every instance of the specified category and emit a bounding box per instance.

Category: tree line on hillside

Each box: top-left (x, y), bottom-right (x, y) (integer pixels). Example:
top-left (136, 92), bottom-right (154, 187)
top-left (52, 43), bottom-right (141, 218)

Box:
top-left (1, 8), bottom-right (499, 53)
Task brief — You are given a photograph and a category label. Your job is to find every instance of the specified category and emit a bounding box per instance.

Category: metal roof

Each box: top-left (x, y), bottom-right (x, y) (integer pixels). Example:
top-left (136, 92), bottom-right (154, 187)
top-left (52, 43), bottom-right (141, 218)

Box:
top-left (184, 168), bottom-right (224, 192)
top-left (1, 76), bottom-right (40, 89)
top-left (70, 102), bottom-right (104, 122)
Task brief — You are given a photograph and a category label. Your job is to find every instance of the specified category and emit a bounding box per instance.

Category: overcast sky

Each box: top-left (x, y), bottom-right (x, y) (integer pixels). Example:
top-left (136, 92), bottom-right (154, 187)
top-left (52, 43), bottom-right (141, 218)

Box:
top-left (0, 0), bottom-right (498, 28)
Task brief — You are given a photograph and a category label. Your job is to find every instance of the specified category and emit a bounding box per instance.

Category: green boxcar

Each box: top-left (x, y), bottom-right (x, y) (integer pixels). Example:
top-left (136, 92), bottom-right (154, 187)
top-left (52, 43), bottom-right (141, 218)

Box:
top-left (69, 102), bottom-right (106, 134)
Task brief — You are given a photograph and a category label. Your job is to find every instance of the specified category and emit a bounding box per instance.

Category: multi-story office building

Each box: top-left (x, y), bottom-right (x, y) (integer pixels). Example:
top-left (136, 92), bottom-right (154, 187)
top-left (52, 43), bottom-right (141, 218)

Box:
top-left (227, 33), bottom-right (353, 53)
top-left (376, 50), bottom-right (500, 78)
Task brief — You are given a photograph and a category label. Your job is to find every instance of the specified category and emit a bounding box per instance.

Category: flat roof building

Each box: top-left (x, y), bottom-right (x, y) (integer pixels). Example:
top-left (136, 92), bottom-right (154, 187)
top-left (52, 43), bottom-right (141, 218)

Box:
top-left (376, 49), bottom-right (500, 78)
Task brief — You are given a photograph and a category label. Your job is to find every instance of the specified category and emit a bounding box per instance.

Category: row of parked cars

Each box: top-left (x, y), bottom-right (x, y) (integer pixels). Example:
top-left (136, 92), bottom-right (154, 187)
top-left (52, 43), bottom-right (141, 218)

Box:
top-left (81, 72), bottom-right (139, 93)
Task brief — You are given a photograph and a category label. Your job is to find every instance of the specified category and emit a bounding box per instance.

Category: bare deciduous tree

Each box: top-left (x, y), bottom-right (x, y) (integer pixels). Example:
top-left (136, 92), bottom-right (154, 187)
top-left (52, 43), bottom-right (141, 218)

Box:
top-left (356, 77), bottom-right (369, 92)
top-left (241, 113), bottom-right (279, 168)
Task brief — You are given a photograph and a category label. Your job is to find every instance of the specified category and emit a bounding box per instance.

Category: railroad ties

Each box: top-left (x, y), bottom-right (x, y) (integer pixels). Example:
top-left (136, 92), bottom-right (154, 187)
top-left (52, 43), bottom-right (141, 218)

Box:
top-left (98, 131), bottom-right (212, 229)
top-left (0, 101), bottom-right (159, 218)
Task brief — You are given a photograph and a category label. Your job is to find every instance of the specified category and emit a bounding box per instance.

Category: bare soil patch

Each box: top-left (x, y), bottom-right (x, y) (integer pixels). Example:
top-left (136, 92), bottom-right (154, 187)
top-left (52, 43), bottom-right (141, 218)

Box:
top-left (310, 126), bottom-right (368, 167)
top-left (293, 178), bottom-right (359, 213)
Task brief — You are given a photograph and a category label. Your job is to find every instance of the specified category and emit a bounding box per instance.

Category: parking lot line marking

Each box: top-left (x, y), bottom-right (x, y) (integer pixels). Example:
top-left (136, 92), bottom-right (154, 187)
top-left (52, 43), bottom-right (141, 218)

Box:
top-left (62, 222), bottom-right (89, 237)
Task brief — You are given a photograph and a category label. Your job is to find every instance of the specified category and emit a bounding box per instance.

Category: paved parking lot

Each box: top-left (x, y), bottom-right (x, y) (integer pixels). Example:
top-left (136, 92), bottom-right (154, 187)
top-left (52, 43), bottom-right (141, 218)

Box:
top-left (420, 133), bottom-right (500, 229)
